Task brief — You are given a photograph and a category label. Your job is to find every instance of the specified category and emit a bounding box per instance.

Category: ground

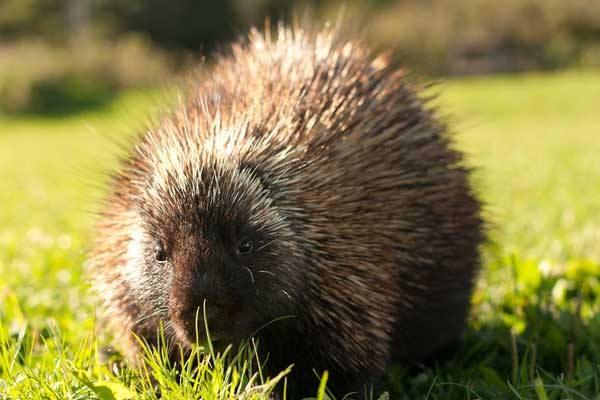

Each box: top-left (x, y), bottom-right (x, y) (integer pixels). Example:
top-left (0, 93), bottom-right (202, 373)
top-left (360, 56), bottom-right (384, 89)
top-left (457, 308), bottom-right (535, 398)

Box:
top-left (0, 70), bottom-right (599, 399)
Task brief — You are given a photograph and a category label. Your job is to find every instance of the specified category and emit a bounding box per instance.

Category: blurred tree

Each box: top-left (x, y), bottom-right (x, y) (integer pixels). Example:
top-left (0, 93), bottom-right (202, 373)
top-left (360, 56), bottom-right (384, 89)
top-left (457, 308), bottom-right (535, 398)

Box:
top-left (97, 0), bottom-right (239, 50)
top-left (96, 0), bottom-right (313, 51)
top-left (0, 0), bottom-right (317, 49)
top-left (66, 0), bottom-right (91, 39)
top-left (0, 0), bottom-right (66, 41)
top-left (1, 0), bottom-right (598, 74)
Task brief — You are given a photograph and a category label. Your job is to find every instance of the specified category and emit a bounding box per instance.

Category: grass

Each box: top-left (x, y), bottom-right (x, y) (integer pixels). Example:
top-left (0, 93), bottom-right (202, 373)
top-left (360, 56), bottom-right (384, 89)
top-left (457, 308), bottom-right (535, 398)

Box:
top-left (0, 69), bottom-right (599, 398)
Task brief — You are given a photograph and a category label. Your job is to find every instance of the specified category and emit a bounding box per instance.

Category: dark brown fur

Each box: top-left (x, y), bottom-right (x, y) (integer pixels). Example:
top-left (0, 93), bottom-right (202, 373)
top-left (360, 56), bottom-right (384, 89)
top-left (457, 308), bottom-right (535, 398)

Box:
top-left (90, 25), bottom-right (484, 398)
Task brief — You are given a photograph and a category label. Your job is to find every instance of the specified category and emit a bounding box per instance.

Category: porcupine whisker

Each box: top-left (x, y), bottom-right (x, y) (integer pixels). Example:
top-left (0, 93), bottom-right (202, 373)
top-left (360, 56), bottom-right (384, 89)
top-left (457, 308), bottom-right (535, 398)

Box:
top-left (257, 239), bottom-right (277, 252)
top-left (168, 326), bottom-right (180, 353)
top-left (244, 267), bottom-right (255, 284)
top-left (249, 314), bottom-right (297, 338)
top-left (134, 307), bottom-right (168, 326)
top-left (163, 320), bottom-right (178, 353)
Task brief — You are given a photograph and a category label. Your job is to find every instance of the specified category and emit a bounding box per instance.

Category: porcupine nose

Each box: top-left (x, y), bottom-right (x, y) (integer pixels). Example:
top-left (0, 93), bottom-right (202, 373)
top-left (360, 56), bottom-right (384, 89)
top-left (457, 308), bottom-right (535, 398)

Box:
top-left (169, 232), bottom-right (243, 343)
top-left (169, 267), bottom-right (224, 342)
top-left (186, 280), bottom-right (222, 335)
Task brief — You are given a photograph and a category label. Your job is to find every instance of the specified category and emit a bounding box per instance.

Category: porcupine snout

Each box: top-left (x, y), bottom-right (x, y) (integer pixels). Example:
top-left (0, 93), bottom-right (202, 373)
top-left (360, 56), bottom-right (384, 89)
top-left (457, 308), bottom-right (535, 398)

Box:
top-left (167, 232), bottom-right (246, 345)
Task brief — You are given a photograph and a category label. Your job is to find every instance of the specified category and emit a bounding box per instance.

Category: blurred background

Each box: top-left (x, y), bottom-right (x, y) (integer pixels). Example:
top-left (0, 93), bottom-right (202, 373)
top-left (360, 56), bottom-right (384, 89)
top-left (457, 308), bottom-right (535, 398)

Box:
top-left (1, 0), bottom-right (600, 115)
top-left (1, 1), bottom-right (600, 397)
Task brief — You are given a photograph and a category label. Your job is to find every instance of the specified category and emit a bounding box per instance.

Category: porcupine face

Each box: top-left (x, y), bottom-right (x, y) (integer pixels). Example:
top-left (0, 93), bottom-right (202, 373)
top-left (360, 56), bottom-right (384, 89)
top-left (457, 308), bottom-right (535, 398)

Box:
top-left (125, 139), bottom-right (303, 349)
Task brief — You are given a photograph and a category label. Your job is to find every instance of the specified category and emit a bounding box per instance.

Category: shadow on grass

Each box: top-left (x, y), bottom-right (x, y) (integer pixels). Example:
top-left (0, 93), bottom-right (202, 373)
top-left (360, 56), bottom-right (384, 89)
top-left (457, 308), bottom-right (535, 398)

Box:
top-left (385, 255), bottom-right (600, 399)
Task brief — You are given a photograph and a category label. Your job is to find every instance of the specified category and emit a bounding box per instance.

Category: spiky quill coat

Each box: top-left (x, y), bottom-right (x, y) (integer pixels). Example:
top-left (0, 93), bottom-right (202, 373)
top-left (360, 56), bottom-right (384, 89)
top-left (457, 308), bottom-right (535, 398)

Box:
top-left (90, 26), bottom-right (483, 397)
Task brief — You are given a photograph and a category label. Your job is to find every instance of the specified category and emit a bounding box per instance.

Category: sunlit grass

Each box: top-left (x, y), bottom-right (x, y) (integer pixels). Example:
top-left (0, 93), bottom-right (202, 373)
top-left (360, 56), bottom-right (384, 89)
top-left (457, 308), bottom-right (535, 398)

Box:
top-left (1, 70), bottom-right (599, 398)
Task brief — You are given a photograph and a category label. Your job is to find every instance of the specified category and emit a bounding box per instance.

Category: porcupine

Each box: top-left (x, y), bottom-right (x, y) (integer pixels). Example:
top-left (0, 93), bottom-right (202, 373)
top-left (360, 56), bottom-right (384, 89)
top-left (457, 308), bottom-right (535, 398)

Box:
top-left (90, 25), bottom-right (484, 398)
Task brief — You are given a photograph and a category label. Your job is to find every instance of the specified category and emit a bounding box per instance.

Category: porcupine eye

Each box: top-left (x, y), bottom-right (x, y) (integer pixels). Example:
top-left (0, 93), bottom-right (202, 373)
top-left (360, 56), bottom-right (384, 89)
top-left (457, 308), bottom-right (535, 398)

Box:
top-left (154, 242), bottom-right (168, 263)
top-left (237, 237), bottom-right (253, 255)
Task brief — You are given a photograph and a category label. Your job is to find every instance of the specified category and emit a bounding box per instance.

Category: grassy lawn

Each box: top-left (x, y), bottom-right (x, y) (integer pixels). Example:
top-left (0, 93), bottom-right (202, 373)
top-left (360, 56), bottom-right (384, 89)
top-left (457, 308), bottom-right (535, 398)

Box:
top-left (1, 70), bottom-right (599, 399)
